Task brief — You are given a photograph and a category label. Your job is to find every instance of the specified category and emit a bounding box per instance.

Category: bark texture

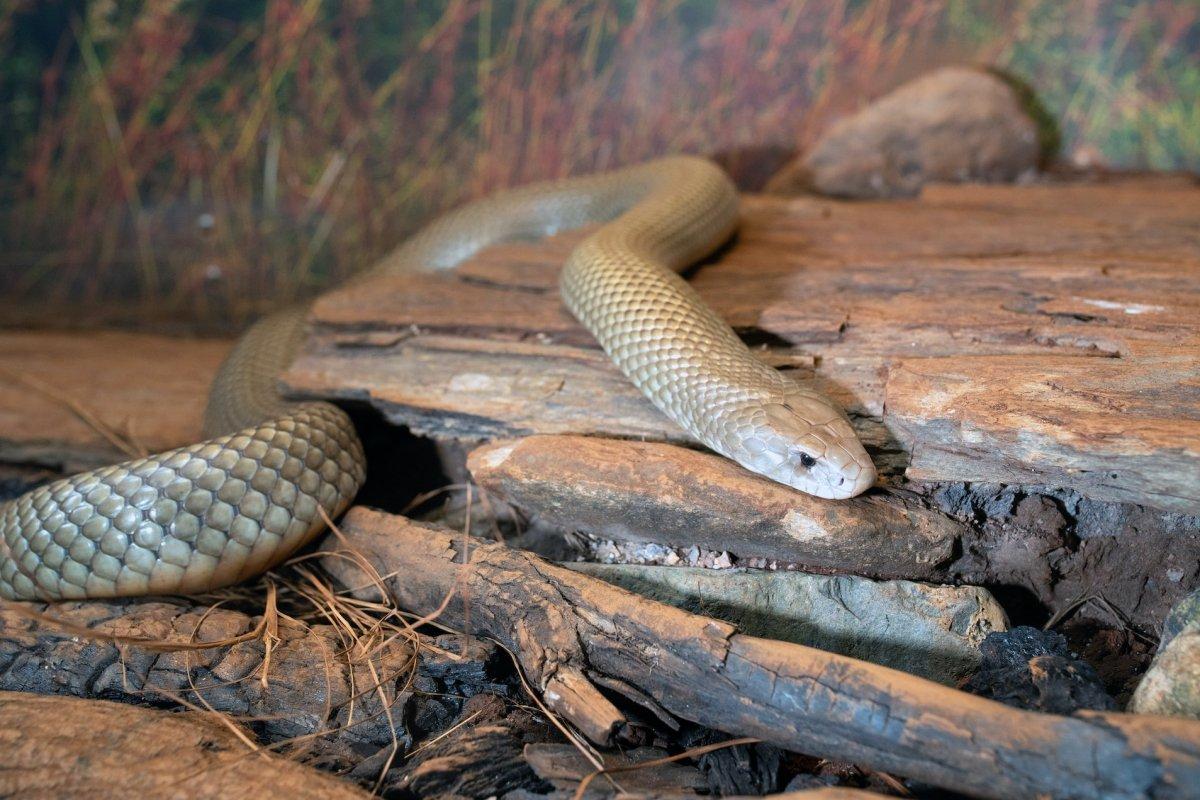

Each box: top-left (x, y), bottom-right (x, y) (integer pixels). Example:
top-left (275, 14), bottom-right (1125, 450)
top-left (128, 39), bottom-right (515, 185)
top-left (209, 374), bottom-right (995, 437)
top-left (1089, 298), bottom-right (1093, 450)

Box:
top-left (282, 177), bottom-right (1200, 514)
top-left (0, 599), bottom-right (422, 762)
top-left (321, 507), bottom-right (1200, 800)
top-left (468, 434), bottom-right (1200, 630)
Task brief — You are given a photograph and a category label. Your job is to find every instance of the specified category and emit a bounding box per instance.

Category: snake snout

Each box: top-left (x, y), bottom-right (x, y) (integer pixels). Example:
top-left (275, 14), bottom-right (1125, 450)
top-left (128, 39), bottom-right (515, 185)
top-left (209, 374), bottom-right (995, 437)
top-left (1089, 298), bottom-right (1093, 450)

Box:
top-left (745, 401), bottom-right (875, 500)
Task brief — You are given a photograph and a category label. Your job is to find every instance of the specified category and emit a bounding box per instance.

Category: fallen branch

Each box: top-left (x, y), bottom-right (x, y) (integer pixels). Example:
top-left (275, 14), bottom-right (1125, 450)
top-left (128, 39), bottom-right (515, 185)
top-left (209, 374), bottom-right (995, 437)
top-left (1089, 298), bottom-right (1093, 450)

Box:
top-left (0, 692), bottom-right (370, 799)
top-left (321, 507), bottom-right (1200, 800)
top-left (0, 598), bottom-right (497, 765)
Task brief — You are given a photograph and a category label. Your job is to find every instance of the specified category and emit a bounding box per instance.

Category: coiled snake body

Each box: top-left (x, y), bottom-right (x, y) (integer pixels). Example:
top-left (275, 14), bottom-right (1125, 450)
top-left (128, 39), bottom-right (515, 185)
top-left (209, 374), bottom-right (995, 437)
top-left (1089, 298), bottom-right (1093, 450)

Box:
top-left (1, 157), bottom-right (874, 600)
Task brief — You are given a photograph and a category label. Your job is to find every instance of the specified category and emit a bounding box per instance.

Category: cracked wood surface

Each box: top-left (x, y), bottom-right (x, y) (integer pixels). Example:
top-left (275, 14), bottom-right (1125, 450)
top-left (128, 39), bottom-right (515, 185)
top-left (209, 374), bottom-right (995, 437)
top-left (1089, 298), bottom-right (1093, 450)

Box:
top-left (0, 599), bottom-right (411, 760)
top-left (321, 507), bottom-right (1200, 800)
top-left (0, 691), bottom-right (372, 799)
top-left (465, 434), bottom-right (1200, 630)
top-left (284, 176), bottom-right (1200, 512)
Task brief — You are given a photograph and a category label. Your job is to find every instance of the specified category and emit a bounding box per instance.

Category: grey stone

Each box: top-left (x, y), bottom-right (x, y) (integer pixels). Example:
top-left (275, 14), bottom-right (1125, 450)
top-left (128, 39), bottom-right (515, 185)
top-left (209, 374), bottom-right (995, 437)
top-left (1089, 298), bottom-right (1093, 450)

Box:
top-left (1130, 589), bottom-right (1200, 718)
top-left (767, 67), bottom-right (1042, 198)
top-left (567, 563), bottom-right (1008, 685)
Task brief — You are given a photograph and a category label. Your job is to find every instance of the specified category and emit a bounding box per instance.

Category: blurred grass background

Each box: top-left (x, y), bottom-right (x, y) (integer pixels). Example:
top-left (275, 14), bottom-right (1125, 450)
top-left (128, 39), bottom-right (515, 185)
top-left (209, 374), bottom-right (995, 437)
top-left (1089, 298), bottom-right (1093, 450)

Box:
top-left (1, 0), bottom-right (1197, 331)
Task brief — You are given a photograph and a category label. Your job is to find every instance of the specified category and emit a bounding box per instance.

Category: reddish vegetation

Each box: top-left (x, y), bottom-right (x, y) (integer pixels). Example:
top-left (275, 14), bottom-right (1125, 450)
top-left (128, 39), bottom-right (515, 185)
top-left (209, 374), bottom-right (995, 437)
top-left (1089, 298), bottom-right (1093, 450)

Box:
top-left (1, 1), bottom-right (1196, 325)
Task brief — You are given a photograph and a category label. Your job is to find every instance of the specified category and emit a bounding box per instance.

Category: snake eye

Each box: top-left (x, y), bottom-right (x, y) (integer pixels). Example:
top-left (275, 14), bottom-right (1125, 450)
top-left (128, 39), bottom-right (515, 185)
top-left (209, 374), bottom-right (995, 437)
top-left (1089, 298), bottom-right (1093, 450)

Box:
top-left (798, 452), bottom-right (817, 468)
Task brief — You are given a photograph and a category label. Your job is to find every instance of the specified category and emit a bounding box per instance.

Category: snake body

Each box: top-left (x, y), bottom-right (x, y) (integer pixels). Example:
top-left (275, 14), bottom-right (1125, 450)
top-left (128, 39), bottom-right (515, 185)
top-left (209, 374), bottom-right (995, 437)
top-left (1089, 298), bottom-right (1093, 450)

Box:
top-left (1, 157), bottom-right (874, 600)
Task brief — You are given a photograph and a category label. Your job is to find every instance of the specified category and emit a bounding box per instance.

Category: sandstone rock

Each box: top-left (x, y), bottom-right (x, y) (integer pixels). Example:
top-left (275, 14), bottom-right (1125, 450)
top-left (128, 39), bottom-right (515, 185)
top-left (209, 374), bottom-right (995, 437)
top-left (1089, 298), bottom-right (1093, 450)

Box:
top-left (766, 67), bottom-right (1041, 198)
top-left (1130, 589), bottom-right (1200, 718)
top-left (567, 563), bottom-right (1007, 685)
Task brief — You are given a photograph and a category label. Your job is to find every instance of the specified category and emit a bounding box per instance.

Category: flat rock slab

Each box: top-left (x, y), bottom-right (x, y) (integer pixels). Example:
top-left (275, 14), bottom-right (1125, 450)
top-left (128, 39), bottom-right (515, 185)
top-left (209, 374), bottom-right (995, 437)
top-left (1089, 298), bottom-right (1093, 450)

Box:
top-left (567, 563), bottom-right (1007, 685)
top-left (0, 330), bottom-right (231, 471)
top-left (284, 176), bottom-right (1200, 513)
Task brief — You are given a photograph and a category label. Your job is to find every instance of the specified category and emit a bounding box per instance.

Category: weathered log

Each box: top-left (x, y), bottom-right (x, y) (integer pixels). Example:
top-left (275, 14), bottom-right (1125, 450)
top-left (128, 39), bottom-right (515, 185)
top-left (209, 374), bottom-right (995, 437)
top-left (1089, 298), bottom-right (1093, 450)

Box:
top-left (619, 793), bottom-right (885, 800)
top-left (0, 330), bottom-right (230, 471)
top-left (466, 434), bottom-right (1200, 631)
top-left (0, 691), bottom-right (370, 799)
top-left (886, 352), bottom-right (1200, 513)
top-left (320, 507), bottom-right (1200, 800)
top-left (525, 742), bottom-right (708, 795)
top-left (285, 178), bottom-right (1200, 512)
top-left (468, 435), bottom-right (962, 579)
top-left (385, 693), bottom-right (554, 797)
top-left (0, 599), bottom-right (441, 762)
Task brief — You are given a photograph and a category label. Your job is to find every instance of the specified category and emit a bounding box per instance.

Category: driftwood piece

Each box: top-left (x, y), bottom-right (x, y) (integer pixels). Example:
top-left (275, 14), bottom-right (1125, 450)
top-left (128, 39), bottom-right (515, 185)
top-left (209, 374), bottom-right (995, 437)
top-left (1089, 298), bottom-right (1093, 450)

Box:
top-left (468, 435), bottom-right (961, 578)
top-left (0, 330), bottom-right (230, 471)
top-left (0, 600), bottom-right (412, 760)
top-left (0, 691), bottom-right (370, 799)
top-left (285, 178), bottom-right (1200, 513)
top-left (321, 507), bottom-right (1200, 800)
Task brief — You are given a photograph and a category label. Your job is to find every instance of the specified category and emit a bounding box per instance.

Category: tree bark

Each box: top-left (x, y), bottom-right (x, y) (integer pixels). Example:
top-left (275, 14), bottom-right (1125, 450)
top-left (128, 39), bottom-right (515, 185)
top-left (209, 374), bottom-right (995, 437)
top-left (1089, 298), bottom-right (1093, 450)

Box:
top-left (321, 507), bottom-right (1200, 800)
top-left (0, 599), bottom-right (430, 763)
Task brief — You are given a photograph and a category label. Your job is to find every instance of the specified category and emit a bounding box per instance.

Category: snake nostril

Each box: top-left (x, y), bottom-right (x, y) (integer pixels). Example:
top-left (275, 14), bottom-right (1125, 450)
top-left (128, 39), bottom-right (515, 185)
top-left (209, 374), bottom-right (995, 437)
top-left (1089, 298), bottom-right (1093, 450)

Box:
top-left (838, 477), bottom-right (845, 485)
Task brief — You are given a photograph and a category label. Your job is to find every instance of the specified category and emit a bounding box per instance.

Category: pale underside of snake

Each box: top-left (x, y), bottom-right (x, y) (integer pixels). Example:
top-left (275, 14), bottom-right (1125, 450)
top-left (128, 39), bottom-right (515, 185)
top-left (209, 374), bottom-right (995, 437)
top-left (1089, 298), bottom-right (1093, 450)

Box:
top-left (0, 157), bottom-right (875, 601)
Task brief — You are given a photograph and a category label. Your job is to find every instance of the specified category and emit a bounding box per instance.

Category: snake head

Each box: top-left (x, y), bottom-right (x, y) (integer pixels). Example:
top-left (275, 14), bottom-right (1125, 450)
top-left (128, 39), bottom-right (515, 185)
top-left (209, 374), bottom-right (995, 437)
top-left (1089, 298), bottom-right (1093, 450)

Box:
top-left (737, 396), bottom-right (876, 500)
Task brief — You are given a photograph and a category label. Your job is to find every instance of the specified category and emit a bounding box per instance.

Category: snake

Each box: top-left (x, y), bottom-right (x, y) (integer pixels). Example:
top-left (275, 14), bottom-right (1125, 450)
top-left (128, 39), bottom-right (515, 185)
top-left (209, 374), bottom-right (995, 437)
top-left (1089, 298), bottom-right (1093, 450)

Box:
top-left (0, 157), bottom-right (875, 600)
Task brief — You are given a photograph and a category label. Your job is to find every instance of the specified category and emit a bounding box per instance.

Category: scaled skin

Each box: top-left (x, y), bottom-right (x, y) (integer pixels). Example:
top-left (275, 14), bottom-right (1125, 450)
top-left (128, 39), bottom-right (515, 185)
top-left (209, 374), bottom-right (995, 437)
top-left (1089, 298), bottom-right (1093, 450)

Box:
top-left (0, 157), bottom-right (875, 600)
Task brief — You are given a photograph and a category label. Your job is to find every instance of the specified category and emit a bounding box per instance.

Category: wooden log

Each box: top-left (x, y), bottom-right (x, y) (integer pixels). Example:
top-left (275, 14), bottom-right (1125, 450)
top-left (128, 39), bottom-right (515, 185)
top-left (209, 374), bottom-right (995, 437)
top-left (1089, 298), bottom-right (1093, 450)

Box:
top-left (0, 330), bottom-right (231, 471)
top-left (320, 507), bottom-right (1200, 800)
top-left (885, 352), bottom-right (1200, 513)
top-left (0, 691), bottom-right (370, 799)
top-left (467, 435), bottom-right (962, 579)
top-left (0, 600), bottom-right (412, 761)
top-left (284, 178), bottom-right (1200, 512)
top-left (463, 434), bottom-right (1200, 631)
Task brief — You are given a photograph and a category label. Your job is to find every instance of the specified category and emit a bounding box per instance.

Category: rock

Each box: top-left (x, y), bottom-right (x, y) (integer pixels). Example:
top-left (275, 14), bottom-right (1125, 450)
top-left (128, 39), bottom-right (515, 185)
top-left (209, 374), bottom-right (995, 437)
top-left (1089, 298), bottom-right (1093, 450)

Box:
top-left (766, 67), bottom-right (1041, 198)
top-left (1130, 589), bottom-right (1200, 718)
top-left (567, 562), bottom-right (1007, 685)
top-left (962, 627), bottom-right (1116, 714)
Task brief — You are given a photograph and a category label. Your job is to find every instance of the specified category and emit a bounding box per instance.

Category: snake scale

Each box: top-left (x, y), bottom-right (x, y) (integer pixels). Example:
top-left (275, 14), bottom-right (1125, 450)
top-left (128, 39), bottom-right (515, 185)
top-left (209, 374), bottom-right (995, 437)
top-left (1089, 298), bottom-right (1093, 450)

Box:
top-left (0, 157), bottom-right (874, 600)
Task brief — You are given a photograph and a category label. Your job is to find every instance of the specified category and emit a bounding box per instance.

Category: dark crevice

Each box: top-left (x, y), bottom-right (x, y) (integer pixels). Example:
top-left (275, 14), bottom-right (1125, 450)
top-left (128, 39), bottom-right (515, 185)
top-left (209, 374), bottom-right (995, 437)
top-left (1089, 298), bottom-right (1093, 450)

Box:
top-left (338, 400), bottom-right (451, 515)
